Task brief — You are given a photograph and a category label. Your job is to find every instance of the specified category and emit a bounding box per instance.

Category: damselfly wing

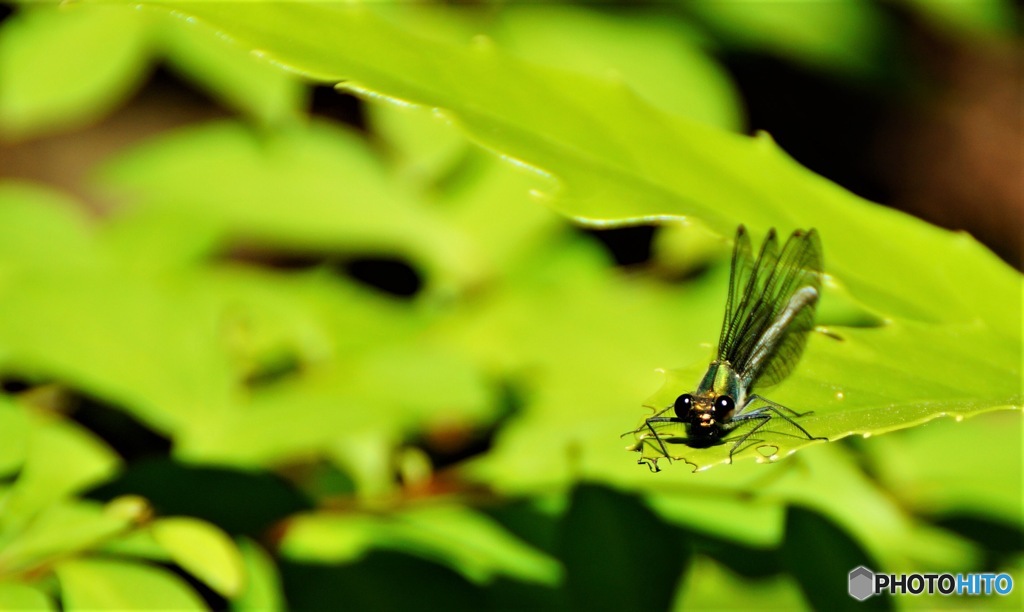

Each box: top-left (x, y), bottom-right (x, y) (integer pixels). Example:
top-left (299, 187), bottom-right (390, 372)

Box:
top-left (628, 226), bottom-right (827, 471)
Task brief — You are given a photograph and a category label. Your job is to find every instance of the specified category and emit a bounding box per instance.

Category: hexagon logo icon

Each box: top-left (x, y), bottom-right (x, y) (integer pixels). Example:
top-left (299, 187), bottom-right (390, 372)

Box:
top-left (848, 566), bottom-right (875, 601)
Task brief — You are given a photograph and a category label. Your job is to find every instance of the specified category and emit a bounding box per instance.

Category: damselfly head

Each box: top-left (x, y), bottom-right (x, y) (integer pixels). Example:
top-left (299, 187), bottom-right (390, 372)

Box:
top-left (673, 392), bottom-right (736, 447)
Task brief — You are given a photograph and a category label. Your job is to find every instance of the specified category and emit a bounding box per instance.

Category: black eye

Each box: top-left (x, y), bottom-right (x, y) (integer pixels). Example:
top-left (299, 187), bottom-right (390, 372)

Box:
top-left (714, 396), bottom-right (735, 418)
top-left (673, 394), bottom-right (693, 418)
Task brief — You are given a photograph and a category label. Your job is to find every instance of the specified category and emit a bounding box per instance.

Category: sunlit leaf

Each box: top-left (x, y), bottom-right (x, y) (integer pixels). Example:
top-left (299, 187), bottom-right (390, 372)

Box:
top-left (0, 416), bottom-right (120, 525)
top-left (232, 538), bottom-right (283, 612)
top-left (280, 504), bottom-right (562, 586)
top-left (151, 517), bottom-right (245, 598)
top-left (55, 558), bottom-right (206, 610)
top-left (155, 8), bottom-right (305, 126)
top-left (0, 581), bottom-right (54, 611)
top-left (0, 396), bottom-right (30, 478)
top-left (0, 4), bottom-right (149, 139)
top-left (0, 500), bottom-right (131, 575)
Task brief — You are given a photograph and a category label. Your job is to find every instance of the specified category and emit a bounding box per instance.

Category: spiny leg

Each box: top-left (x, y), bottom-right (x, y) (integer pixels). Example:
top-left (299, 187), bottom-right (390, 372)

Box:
top-left (726, 413), bottom-right (773, 463)
top-left (744, 394), bottom-right (815, 418)
top-left (639, 416), bottom-right (685, 466)
top-left (727, 405), bottom-right (827, 463)
top-left (734, 404), bottom-right (826, 444)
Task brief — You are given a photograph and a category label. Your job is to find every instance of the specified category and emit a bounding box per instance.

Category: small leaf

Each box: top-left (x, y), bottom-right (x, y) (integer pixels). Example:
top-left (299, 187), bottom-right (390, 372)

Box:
top-left (155, 8), bottom-right (304, 126)
top-left (1, 416), bottom-right (120, 525)
top-left (0, 4), bottom-right (150, 139)
top-left (232, 538), bottom-right (283, 612)
top-left (0, 581), bottom-right (55, 611)
top-left (280, 505), bottom-right (561, 586)
top-left (0, 500), bottom-right (131, 574)
top-left (55, 558), bottom-right (206, 611)
top-left (151, 517), bottom-right (246, 598)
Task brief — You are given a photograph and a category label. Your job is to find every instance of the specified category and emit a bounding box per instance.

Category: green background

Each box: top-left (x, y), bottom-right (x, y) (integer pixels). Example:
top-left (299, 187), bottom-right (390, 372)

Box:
top-left (0, 1), bottom-right (1020, 609)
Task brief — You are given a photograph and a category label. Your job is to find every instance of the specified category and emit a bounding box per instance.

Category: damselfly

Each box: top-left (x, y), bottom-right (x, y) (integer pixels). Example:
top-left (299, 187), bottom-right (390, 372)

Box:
top-left (628, 226), bottom-right (827, 471)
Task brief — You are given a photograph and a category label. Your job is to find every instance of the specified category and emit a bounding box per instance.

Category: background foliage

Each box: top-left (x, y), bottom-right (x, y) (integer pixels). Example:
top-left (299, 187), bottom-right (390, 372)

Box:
top-left (0, 1), bottom-right (1020, 609)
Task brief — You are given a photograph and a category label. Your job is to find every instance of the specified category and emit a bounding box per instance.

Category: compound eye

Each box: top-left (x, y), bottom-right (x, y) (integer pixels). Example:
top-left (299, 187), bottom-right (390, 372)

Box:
top-left (673, 394), bottom-right (693, 419)
top-left (714, 395), bottom-right (735, 418)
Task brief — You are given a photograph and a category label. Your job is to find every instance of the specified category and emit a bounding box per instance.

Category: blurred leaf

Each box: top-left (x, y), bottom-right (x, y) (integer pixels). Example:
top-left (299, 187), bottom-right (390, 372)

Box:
top-left (55, 557), bottom-right (206, 610)
top-left (763, 443), bottom-right (980, 572)
top-left (685, 0), bottom-right (892, 77)
top-left (0, 415), bottom-right (120, 525)
top-left (558, 484), bottom-right (686, 611)
top-left (155, 9), bottom-right (305, 126)
top-left (0, 268), bottom-right (236, 435)
top-left (232, 538), bottom-right (283, 612)
top-left (0, 500), bottom-right (130, 575)
top-left (781, 505), bottom-right (888, 611)
top-left (151, 517), bottom-right (245, 598)
top-left (0, 182), bottom-right (104, 271)
top-left (0, 581), bottom-right (54, 611)
top-left (862, 411), bottom-right (1023, 524)
top-left (368, 101), bottom-right (471, 188)
top-left (674, 555), bottom-right (805, 611)
top-left (0, 4), bottom-right (150, 139)
top-left (280, 504), bottom-right (562, 585)
top-left (901, 0), bottom-right (1019, 37)
top-left (432, 150), bottom-right (565, 278)
top-left (495, 5), bottom-right (742, 130)
top-left (0, 397), bottom-right (30, 478)
top-left (95, 120), bottom-right (480, 292)
top-left (182, 342), bottom-right (497, 468)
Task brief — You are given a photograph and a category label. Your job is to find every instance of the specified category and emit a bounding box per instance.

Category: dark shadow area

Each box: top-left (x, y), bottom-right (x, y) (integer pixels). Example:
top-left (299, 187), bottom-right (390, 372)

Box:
top-left (68, 392), bottom-right (173, 461)
top-left (581, 224), bottom-right (658, 267)
top-left (335, 256), bottom-right (424, 298)
top-left (782, 505), bottom-right (890, 611)
top-left (86, 459), bottom-right (313, 539)
top-left (280, 552), bottom-right (482, 611)
top-left (934, 514), bottom-right (1024, 571)
top-left (311, 86), bottom-right (366, 131)
top-left (557, 484), bottom-right (689, 611)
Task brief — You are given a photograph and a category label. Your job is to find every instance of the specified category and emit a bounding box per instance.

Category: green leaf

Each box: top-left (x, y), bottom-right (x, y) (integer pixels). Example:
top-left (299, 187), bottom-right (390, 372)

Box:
top-left (280, 504), bottom-right (562, 586)
top-left (55, 558), bottom-right (206, 611)
top-left (232, 539), bottom-right (283, 612)
top-left (0, 396), bottom-right (30, 478)
top-left (151, 517), bottom-right (245, 598)
top-left (0, 4), bottom-right (150, 139)
top-left (862, 410), bottom-right (1023, 524)
top-left (154, 8), bottom-right (305, 126)
top-left (0, 581), bottom-right (54, 611)
top-left (675, 555), bottom-right (806, 610)
top-left (0, 500), bottom-right (131, 575)
top-left (781, 506), bottom-right (888, 611)
top-left (685, 0), bottom-right (892, 77)
top-left (558, 485), bottom-right (686, 611)
top-left (95, 120), bottom-right (480, 291)
top-left (0, 416), bottom-right (120, 525)
top-left (901, 0), bottom-right (1019, 38)
top-left (0, 182), bottom-right (104, 271)
top-left (492, 6), bottom-right (742, 130)
top-left (367, 101), bottom-right (471, 188)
